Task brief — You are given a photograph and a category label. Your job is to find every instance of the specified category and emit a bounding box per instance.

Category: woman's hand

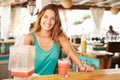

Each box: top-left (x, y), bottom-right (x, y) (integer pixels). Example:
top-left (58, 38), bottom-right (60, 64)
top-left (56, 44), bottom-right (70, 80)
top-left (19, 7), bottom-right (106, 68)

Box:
top-left (80, 64), bottom-right (94, 72)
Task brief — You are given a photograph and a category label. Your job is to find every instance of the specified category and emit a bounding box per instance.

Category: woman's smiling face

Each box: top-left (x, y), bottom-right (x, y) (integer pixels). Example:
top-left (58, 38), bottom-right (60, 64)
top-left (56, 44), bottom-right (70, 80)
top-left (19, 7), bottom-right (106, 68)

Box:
top-left (40, 9), bottom-right (56, 31)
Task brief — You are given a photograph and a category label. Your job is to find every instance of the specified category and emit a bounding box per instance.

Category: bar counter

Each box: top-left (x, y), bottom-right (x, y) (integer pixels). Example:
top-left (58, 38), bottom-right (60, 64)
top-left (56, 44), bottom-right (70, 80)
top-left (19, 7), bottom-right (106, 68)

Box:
top-left (3, 69), bottom-right (120, 80)
top-left (32, 69), bottom-right (120, 80)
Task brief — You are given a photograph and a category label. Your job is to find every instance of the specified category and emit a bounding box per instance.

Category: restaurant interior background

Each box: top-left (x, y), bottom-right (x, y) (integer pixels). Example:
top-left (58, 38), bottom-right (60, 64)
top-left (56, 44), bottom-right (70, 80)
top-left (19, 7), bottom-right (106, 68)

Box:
top-left (0, 0), bottom-right (120, 79)
top-left (0, 0), bottom-right (120, 41)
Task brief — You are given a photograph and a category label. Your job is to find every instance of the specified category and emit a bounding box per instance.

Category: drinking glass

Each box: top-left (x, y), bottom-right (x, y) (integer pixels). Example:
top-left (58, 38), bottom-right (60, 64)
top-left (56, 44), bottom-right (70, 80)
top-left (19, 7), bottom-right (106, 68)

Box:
top-left (58, 58), bottom-right (69, 77)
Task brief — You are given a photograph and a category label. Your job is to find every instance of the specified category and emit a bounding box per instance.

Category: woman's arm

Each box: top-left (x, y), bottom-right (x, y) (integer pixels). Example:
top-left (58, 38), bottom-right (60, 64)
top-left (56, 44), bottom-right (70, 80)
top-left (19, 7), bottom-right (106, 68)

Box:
top-left (58, 33), bottom-right (92, 71)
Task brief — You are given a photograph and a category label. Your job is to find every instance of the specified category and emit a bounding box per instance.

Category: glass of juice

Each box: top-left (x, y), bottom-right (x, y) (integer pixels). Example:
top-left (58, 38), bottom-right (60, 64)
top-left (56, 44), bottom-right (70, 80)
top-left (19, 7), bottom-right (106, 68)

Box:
top-left (58, 58), bottom-right (69, 77)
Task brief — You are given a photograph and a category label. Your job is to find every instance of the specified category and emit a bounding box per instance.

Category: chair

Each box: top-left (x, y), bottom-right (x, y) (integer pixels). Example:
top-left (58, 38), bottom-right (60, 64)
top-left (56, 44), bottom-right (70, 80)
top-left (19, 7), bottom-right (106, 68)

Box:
top-left (78, 55), bottom-right (100, 70)
top-left (71, 55), bottom-right (100, 72)
top-left (106, 42), bottom-right (120, 68)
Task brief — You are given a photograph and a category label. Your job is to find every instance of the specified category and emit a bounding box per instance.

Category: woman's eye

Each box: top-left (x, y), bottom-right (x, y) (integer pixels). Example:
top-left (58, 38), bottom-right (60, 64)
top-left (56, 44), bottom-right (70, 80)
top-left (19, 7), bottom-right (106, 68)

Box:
top-left (44, 15), bottom-right (48, 18)
top-left (51, 17), bottom-right (55, 21)
top-left (43, 15), bottom-right (55, 21)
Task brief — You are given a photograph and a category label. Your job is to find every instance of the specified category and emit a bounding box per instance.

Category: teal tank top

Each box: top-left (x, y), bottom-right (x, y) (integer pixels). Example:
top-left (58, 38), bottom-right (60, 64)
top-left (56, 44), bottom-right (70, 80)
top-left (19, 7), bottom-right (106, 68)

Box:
top-left (32, 33), bottom-right (60, 75)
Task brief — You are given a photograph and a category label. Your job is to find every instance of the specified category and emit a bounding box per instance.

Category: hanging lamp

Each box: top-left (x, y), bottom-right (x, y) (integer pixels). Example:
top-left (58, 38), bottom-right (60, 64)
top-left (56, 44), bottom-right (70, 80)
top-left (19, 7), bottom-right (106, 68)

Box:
top-left (27, 0), bottom-right (36, 16)
top-left (61, 0), bottom-right (72, 8)
top-left (110, 7), bottom-right (119, 15)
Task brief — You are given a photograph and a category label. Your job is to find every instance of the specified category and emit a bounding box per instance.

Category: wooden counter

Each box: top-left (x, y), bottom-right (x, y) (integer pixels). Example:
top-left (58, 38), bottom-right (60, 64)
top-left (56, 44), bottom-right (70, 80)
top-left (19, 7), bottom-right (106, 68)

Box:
top-left (4, 69), bottom-right (120, 80)
top-left (32, 69), bottom-right (120, 80)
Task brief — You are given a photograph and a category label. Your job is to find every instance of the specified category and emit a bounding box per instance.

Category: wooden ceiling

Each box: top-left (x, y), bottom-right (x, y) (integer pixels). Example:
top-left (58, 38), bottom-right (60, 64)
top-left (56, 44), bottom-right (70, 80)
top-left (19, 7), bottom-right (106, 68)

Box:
top-left (1, 0), bottom-right (120, 10)
top-left (0, 0), bottom-right (35, 7)
top-left (51, 0), bottom-right (120, 10)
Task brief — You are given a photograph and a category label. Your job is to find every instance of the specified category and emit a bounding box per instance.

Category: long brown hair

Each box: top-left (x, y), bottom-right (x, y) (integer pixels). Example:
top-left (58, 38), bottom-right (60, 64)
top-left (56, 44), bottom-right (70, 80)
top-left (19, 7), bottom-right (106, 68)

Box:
top-left (31, 4), bottom-right (63, 42)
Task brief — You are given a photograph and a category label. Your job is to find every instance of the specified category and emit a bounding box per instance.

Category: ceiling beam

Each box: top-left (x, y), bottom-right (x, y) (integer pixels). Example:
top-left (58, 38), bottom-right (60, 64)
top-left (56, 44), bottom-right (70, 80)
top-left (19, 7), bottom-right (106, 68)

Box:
top-left (79, 0), bottom-right (92, 5)
top-left (56, 4), bottom-right (111, 10)
top-left (110, 1), bottom-right (120, 7)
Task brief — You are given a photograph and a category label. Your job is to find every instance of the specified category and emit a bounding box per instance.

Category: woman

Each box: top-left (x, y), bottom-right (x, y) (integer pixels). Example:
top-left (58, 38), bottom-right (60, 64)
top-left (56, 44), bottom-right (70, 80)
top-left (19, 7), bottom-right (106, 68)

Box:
top-left (23, 4), bottom-right (93, 75)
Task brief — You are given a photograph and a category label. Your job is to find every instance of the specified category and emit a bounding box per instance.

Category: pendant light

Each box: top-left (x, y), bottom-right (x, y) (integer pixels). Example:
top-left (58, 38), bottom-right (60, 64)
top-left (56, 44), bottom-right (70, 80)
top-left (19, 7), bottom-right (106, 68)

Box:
top-left (110, 7), bottom-right (119, 15)
top-left (61, 0), bottom-right (72, 8)
top-left (27, 0), bottom-right (36, 16)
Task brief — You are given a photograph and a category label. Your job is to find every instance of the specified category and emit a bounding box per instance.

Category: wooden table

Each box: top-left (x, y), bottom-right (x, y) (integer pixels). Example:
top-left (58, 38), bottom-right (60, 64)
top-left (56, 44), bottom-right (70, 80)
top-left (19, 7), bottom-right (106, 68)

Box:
top-left (72, 44), bottom-right (113, 69)
top-left (76, 45), bottom-right (113, 69)
top-left (0, 40), bottom-right (15, 44)
top-left (0, 40), bottom-right (15, 54)
top-left (32, 69), bottom-right (120, 80)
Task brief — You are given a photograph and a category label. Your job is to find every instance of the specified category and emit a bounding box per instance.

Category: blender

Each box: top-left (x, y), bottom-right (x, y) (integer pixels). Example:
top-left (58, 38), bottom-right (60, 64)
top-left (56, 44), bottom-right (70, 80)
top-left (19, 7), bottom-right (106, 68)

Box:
top-left (8, 46), bottom-right (35, 80)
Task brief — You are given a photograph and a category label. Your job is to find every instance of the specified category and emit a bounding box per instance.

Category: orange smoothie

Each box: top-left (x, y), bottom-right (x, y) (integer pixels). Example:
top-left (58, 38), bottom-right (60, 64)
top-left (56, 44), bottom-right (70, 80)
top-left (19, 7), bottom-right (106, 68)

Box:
top-left (11, 70), bottom-right (34, 78)
top-left (58, 59), bottom-right (69, 77)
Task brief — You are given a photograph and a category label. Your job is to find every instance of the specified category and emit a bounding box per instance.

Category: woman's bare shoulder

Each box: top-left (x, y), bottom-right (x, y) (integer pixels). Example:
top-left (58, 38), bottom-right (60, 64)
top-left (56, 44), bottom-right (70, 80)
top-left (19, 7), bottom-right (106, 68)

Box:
top-left (23, 33), bottom-right (34, 45)
top-left (24, 33), bottom-right (33, 39)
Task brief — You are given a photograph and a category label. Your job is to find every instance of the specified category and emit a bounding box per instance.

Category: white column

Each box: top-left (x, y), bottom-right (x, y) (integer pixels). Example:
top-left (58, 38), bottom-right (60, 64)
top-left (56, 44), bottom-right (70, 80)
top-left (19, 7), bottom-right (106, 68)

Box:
top-left (36, 0), bottom-right (51, 11)
top-left (1, 6), bottom-right (11, 40)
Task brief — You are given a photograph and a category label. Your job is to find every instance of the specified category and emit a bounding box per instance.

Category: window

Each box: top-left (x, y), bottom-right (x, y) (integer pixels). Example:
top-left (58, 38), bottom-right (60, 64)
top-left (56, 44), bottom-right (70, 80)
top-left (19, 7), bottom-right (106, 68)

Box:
top-left (59, 9), bottom-right (120, 39)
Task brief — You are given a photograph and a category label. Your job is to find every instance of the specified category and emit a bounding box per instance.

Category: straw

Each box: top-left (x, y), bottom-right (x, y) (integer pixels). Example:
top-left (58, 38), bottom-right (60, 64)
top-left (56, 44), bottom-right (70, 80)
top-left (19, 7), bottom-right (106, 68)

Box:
top-left (67, 54), bottom-right (70, 60)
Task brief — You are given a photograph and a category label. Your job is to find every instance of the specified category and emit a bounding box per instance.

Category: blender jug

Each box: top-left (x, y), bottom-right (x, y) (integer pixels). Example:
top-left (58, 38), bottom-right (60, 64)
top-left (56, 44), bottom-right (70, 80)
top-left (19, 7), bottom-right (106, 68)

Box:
top-left (8, 46), bottom-right (35, 80)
